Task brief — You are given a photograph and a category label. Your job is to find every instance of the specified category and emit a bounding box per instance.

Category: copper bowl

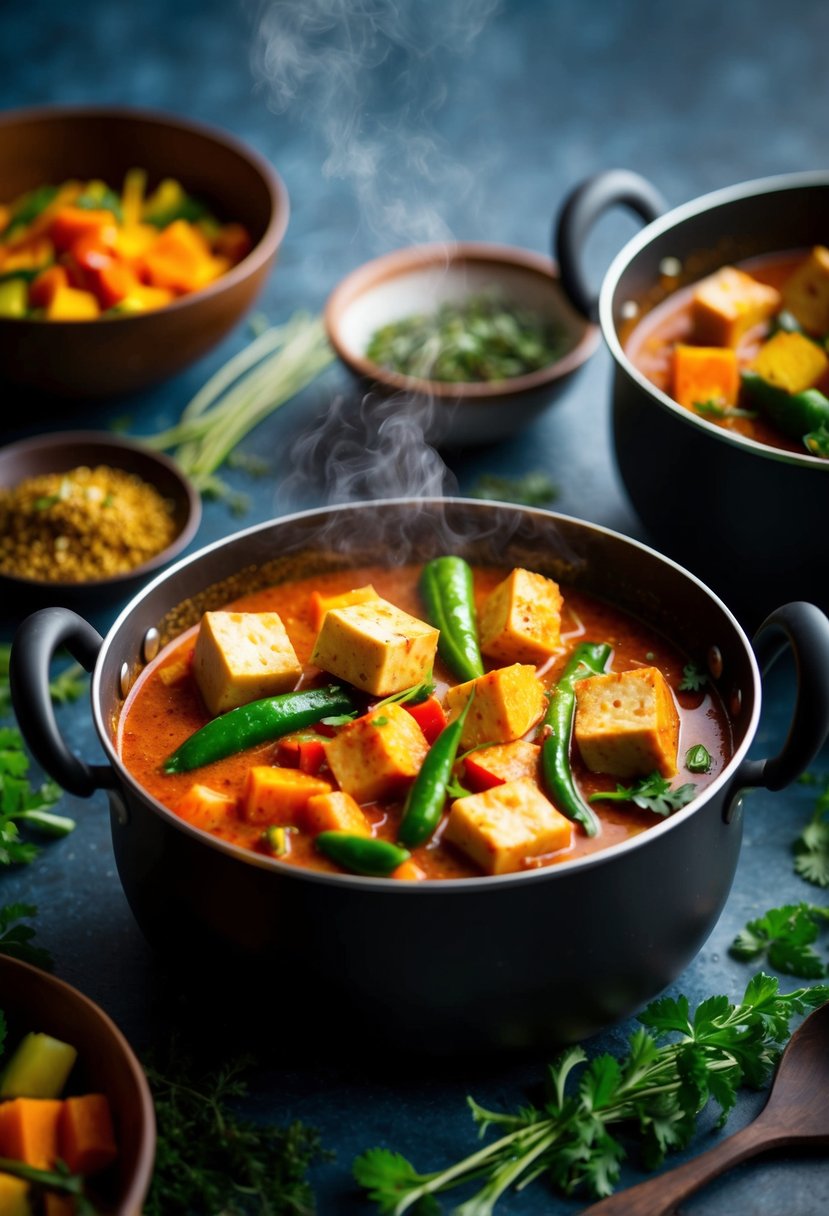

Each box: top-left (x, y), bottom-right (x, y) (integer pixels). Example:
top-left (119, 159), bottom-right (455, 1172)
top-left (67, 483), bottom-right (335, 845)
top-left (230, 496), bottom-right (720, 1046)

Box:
top-left (0, 954), bottom-right (155, 1215)
top-left (0, 105), bottom-right (289, 400)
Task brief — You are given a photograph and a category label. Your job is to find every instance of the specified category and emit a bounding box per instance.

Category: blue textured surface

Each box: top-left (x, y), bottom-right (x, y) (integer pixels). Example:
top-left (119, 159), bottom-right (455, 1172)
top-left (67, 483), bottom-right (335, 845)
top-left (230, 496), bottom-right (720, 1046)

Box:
top-left (1, 1), bottom-right (828, 1212)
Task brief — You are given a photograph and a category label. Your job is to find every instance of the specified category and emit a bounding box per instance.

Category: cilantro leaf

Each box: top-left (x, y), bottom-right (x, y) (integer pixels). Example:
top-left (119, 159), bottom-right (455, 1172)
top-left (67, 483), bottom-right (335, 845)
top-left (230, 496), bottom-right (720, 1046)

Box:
top-left (693, 399), bottom-right (757, 420)
top-left (793, 780), bottom-right (829, 887)
top-left (730, 903), bottom-right (829, 978)
top-left (0, 903), bottom-right (53, 969)
top-left (0, 729), bottom-right (70, 867)
top-left (373, 676), bottom-right (435, 711)
top-left (589, 772), bottom-right (696, 817)
top-left (678, 662), bottom-right (708, 692)
top-left (469, 470), bottom-right (559, 508)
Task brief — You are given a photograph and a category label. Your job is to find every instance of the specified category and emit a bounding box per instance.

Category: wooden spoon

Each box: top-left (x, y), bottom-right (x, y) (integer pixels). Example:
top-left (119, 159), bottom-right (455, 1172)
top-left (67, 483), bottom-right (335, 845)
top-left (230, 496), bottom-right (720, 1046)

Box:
top-left (580, 1001), bottom-right (829, 1216)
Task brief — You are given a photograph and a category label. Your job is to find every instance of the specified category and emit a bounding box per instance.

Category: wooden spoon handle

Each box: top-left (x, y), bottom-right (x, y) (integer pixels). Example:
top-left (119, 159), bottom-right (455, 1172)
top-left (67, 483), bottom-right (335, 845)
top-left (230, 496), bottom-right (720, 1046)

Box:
top-left (579, 1119), bottom-right (789, 1216)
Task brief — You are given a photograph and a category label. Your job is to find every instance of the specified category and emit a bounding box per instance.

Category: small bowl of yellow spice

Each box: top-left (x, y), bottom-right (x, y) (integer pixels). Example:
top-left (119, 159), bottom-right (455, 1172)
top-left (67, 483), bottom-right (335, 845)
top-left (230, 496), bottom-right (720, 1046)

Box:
top-left (0, 431), bottom-right (200, 614)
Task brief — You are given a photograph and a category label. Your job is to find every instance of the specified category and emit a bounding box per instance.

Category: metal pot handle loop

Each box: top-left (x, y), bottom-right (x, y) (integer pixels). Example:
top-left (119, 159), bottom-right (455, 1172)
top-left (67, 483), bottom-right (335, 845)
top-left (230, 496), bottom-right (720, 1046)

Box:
top-left (732, 601), bottom-right (829, 795)
top-left (10, 607), bottom-right (115, 797)
top-left (554, 169), bottom-right (667, 320)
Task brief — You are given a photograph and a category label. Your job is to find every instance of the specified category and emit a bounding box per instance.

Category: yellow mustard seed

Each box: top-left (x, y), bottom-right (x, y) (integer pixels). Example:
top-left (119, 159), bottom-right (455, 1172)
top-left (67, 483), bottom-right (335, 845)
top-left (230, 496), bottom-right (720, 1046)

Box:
top-left (0, 464), bottom-right (179, 583)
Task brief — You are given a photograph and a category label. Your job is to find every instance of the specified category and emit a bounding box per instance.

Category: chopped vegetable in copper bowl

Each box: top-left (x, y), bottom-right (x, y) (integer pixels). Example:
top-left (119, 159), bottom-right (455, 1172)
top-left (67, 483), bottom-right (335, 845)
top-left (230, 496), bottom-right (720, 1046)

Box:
top-left (9, 500), bottom-right (829, 1050)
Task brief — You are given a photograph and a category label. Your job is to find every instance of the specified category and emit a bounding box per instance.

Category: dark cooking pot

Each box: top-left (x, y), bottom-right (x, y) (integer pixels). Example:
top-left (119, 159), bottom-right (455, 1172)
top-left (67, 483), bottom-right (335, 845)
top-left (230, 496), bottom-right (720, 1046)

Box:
top-left (10, 499), bottom-right (829, 1051)
top-left (555, 169), bottom-right (829, 627)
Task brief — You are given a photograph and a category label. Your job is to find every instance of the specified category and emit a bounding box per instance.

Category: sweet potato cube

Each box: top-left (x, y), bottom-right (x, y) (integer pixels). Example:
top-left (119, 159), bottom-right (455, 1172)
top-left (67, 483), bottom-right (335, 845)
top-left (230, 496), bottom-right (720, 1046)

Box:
top-left (463, 740), bottom-right (541, 792)
top-left (59, 1094), bottom-right (117, 1176)
top-left (781, 246), bottom-right (829, 335)
top-left (479, 569), bottom-right (563, 665)
top-left (242, 767), bottom-right (332, 826)
top-left (443, 779), bottom-right (572, 875)
top-left (308, 584), bottom-right (379, 631)
top-left (750, 329), bottom-right (828, 394)
top-left (672, 344), bottom-right (740, 410)
top-left (0, 1098), bottom-right (62, 1168)
top-left (302, 790), bottom-right (371, 836)
top-left (444, 665), bottom-right (546, 749)
top-left (174, 785), bottom-right (237, 832)
top-left (310, 598), bottom-right (438, 697)
top-left (574, 666), bottom-right (679, 779)
top-left (45, 284), bottom-right (101, 320)
top-left (194, 611), bottom-right (302, 716)
top-left (324, 704), bottom-right (428, 803)
top-left (391, 859), bottom-right (426, 881)
top-left (0, 1174), bottom-right (32, 1216)
top-left (692, 266), bottom-right (781, 347)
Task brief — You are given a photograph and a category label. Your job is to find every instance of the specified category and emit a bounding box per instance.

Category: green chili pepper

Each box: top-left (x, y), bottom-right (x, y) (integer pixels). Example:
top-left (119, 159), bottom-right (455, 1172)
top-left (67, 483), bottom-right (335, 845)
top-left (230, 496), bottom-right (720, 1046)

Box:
top-left (397, 697), bottom-right (472, 849)
top-left (315, 831), bottom-right (410, 877)
top-left (163, 684), bottom-right (354, 773)
top-left (685, 743), bottom-right (712, 774)
top-left (540, 642), bottom-right (613, 837)
top-left (419, 556), bottom-right (484, 683)
top-left (741, 370), bottom-right (829, 441)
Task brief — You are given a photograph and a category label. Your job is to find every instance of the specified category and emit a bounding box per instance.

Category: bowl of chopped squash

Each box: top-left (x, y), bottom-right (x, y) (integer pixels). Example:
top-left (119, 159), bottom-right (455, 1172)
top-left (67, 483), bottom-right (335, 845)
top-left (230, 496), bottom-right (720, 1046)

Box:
top-left (0, 105), bottom-right (288, 400)
top-left (0, 953), bottom-right (155, 1215)
top-left (555, 169), bottom-right (829, 623)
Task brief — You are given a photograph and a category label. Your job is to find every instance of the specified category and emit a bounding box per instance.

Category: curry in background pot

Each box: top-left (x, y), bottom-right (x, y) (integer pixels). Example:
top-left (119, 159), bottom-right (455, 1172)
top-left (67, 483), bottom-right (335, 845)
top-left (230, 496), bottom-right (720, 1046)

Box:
top-left (118, 561), bottom-right (733, 881)
top-left (624, 248), bottom-right (829, 459)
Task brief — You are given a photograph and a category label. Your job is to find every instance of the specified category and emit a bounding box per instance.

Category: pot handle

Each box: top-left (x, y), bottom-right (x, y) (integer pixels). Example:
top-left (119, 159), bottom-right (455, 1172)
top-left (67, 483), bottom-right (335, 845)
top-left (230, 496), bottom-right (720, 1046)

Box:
top-left (554, 169), bottom-right (668, 320)
top-left (731, 602), bottom-right (829, 796)
top-left (10, 607), bottom-right (116, 797)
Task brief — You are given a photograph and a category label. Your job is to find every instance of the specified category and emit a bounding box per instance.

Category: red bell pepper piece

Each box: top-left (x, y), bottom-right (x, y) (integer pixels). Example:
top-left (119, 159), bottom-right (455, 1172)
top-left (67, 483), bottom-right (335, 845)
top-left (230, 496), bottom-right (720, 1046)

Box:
top-left (275, 735), bottom-right (327, 775)
top-left (403, 695), bottom-right (447, 744)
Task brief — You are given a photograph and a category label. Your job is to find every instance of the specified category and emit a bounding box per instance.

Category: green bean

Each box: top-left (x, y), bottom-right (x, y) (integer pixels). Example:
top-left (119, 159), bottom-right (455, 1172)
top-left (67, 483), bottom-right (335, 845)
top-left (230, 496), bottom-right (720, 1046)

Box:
top-left (420, 557), bottom-right (484, 683)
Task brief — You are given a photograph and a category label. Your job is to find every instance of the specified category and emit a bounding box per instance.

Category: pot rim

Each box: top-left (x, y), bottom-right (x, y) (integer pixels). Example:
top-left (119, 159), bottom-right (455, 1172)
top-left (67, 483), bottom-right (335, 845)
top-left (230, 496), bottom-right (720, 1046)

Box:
top-left (599, 169), bottom-right (829, 471)
top-left (94, 497), bottom-right (762, 892)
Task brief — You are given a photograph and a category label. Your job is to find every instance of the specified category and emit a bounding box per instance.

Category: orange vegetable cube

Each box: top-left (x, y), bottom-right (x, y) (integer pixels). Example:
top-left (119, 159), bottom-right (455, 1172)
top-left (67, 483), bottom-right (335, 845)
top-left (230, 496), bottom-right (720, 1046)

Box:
top-left (174, 785), bottom-right (237, 832)
top-left (116, 283), bottom-right (174, 313)
top-left (479, 568), bottom-right (564, 665)
top-left (302, 790), bottom-right (371, 835)
top-left (308, 584), bottom-right (379, 631)
top-left (574, 666), bottom-right (679, 779)
top-left (140, 220), bottom-right (225, 294)
top-left (691, 266), bottom-right (781, 347)
top-left (672, 344), bottom-right (740, 411)
top-left (58, 1094), bottom-right (117, 1176)
top-left (275, 734), bottom-right (327, 775)
top-left (48, 207), bottom-right (118, 254)
top-left (325, 704), bottom-right (429, 804)
top-left (781, 246), bottom-right (829, 335)
top-left (242, 767), bottom-right (332, 826)
top-left (750, 330), bottom-right (828, 394)
top-left (0, 1098), bottom-right (62, 1168)
top-left (45, 284), bottom-right (100, 321)
top-left (463, 740), bottom-right (541, 792)
top-left (444, 665), bottom-right (546, 749)
top-left (391, 858), bottom-right (426, 881)
top-left (28, 265), bottom-right (69, 309)
top-left (443, 779), bottom-right (572, 875)
top-left (0, 1173), bottom-right (32, 1216)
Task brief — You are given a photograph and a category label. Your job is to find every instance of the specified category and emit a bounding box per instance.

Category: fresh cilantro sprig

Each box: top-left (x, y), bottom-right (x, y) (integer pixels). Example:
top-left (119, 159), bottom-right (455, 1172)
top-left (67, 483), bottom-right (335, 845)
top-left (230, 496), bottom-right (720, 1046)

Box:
top-left (678, 662), bottom-right (708, 693)
top-left (0, 727), bottom-right (74, 866)
top-left (145, 1049), bottom-right (326, 1215)
top-left (374, 676), bottom-right (436, 711)
top-left (355, 975), bottom-right (827, 1211)
top-left (793, 778), bottom-right (829, 887)
top-left (469, 470), bottom-right (559, 507)
top-left (589, 771), bottom-right (696, 817)
top-left (0, 902), bottom-right (53, 969)
top-left (730, 904), bottom-right (829, 978)
top-left (693, 399), bottom-right (757, 421)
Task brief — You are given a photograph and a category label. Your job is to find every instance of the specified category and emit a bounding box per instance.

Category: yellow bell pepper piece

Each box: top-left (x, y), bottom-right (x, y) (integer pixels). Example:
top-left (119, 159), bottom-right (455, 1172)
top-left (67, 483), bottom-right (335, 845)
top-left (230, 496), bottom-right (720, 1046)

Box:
top-left (45, 284), bottom-right (101, 320)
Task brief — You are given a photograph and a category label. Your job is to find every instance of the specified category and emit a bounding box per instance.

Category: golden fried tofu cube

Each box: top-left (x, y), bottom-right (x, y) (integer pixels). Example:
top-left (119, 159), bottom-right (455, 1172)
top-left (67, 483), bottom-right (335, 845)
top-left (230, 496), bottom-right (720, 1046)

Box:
top-left (463, 740), bottom-right (541, 791)
top-left (242, 767), bottom-right (333, 826)
top-left (194, 611), bottom-right (302, 716)
top-left (751, 329), bottom-right (828, 394)
top-left (302, 790), bottom-right (371, 836)
top-left (444, 664), bottom-right (546, 749)
top-left (782, 246), bottom-right (829, 335)
top-left (308, 584), bottom-right (379, 631)
top-left (310, 598), bottom-right (438, 696)
top-left (174, 784), bottom-right (237, 832)
top-left (325, 704), bottom-right (429, 803)
top-left (443, 778), bottom-right (572, 875)
top-left (692, 266), bottom-right (781, 347)
top-left (574, 666), bottom-right (679, 779)
top-left (479, 568), bottom-right (563, 665)
top-left (673, 344), bottom-right (740, 409)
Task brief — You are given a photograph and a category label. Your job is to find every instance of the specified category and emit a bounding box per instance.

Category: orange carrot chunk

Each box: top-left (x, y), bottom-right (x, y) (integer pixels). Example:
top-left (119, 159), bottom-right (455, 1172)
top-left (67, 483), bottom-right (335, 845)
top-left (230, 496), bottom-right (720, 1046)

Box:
top-left (0, 1098), bottom-right (62, 1168)
top-left (58, 1094), bottom-right (117, 1176)
top-left (673, 344), bottom-right (740, 412)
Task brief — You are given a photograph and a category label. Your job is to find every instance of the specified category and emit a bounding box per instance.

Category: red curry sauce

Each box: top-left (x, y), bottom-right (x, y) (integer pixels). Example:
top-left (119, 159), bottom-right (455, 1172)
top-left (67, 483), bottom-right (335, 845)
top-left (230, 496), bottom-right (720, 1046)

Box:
top-left (118, 564), bottom-right (733, 879)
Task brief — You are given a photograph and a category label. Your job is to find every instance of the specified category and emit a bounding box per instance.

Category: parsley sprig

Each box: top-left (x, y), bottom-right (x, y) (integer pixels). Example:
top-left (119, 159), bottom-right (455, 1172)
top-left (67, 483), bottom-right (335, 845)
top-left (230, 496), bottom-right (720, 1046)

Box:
top-left (355, 975), bottom-right (827, 1211)
top-left (793, 777), bottom-right (829, 887)
top-left (678, 662), bottom-right (708, 693)
top-left (0, 728), bottom-right (74, 866)
top-left (730, 904), bottom-right (829, 978)
top-left (589, 771), bottom-right (696, 817)
top-left (0, 902), bottom-right (53, 969)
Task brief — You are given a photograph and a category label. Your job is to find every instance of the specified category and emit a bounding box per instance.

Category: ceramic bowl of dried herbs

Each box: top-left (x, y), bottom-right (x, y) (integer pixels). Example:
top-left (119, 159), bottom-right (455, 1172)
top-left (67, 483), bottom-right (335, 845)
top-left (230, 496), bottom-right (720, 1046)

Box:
top-left (324, 242), bottom-right (599, 446)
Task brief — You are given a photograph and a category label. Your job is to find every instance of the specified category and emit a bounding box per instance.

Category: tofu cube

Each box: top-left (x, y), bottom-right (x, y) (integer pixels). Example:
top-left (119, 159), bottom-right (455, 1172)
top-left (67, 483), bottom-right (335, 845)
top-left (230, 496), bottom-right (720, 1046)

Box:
top-left (672, 344), bottom-right (740, 410)
top-left (242, 766), bottom-right (332, 826)
top-left (308, 584), bottom-right (379, 631)
top-left (463, 740), bottom-right (541, 791)
top-left (479, 568), bottom-right (564, 665)
top-left (750, 329), bottom-right (828, 394)
top-left (781, 246), bottom-right (829, 335)
top-left (302, 790), bottom-right (371, 836)
top-left (574, 666), bottom-right (679, 779)
top-left (443, 779), bottom-right (572, 875)
top-left (444, 664), bottom-right (546, 749)
top-left (324, 704), bottom-right (428, 803)
top-left (174, 784), bottom-right (237, 832)
top-left (310, 598), bottom-right (438, 696)
top-left (194, 611), bottom-right (302, 717)
top-left (692, 266), bottom-right (781, 347)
